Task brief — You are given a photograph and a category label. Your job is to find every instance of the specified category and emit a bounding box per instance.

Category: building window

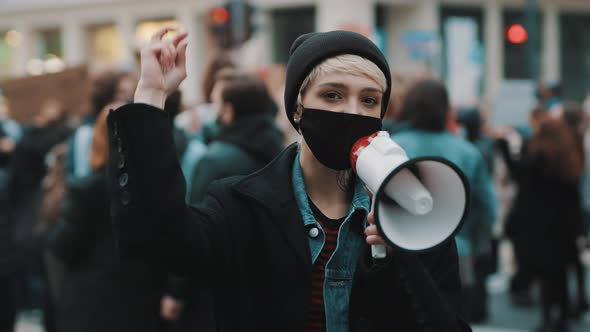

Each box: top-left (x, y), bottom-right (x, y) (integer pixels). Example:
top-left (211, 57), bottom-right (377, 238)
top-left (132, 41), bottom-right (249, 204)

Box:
top-left (87, 24), bottom-right (124, 70)
top-left (271, 7), bottom-right (315, 63)
top-left (0, 31), bottom-right (17, 79)
top-left (440, 7), bottom-right (484, 104)
top-left (36, 28), bottom-right (63, 58)
top-left (560, 13), bottom-right (590, 101)
top-left (27, 28), bottom-right (65, 75)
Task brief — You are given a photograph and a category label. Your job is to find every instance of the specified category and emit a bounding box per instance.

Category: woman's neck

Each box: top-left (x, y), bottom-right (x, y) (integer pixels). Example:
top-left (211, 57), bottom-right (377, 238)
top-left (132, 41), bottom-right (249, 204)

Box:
top-left (299, 142), bottom-right (352, 219)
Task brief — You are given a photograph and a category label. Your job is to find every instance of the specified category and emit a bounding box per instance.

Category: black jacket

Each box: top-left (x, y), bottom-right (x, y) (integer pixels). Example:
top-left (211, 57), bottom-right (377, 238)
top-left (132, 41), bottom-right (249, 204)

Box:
top-left (48, 171), bottom-right (162, 332)
top-left (505, 151), bottom-right (584, 273)
top-left (189, 112), bottom-right (283, 204)
top-left (107, 103), bottom-right (471, 332)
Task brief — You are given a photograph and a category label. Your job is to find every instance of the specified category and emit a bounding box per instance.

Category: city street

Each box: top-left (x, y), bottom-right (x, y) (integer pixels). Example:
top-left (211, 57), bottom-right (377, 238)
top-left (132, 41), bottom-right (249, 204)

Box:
top-left (15, 270), bottom-right (590, 332)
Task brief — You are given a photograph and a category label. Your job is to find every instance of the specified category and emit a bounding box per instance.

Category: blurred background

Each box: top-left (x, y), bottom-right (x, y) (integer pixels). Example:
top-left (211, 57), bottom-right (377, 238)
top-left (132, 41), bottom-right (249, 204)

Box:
top-left (1, 0), bottom-right (590, 332)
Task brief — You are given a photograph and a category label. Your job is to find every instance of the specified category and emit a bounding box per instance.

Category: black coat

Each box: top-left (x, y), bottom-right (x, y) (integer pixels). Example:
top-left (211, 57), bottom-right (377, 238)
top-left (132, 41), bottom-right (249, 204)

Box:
top-left (48, 171), bottom-right (162, 332)
top-left (505, 152), bottom-right (584, 273)
top-left (107, 103), bottom-right (471, 332)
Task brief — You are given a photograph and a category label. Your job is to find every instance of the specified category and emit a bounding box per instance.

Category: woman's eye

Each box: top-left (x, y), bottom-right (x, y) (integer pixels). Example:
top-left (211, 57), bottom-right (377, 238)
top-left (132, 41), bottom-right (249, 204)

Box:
top-left (322, 92), bottom-right (341, 100)
top-left (362, 97), bottom-right (379, 106)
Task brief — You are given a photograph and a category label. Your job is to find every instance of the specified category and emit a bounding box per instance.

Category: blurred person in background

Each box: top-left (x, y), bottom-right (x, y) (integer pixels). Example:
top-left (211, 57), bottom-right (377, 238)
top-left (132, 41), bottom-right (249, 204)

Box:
top-left (381, 72), bottom-right (409, 135)
top-left (161, 72), bottom-right (283, 332)
top-left (188, 72), bottom-right (283, 203)
top-left (456, 108), bottom-right (496, 175)
top-left (175, 52), bottom-right (235, 137)
top-left (536, 82), bottom-right (563, 117)
top-left (505, 117), bottom-right (584, 332)
top-left (7, 98), bottom-right (72, 332)
top-left (65, 71), bottom-right (136, 180)
top-left (499, 107), bottom-right (549, 307)
top-left (0, 96), bottom-right (21, 332)
top-left (164, 89), bottom-right (188, 159)
top-left (391, 80), bottom-right (498, 323)
top-left (561, 102), bottom-right (589, 319)
top-left (178, 54), bottom-right (236, 191)
top-left (48, 105), bottom-right (163, 332)
top-left (258, 64), bottom-right (296, 145)
top-left (107, 28), bottom-right (470, 331)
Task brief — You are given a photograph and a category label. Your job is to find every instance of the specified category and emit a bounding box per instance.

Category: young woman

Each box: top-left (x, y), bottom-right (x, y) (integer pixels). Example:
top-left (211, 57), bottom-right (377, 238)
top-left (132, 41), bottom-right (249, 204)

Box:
top-left (107, 27), bottom-right (470, 331)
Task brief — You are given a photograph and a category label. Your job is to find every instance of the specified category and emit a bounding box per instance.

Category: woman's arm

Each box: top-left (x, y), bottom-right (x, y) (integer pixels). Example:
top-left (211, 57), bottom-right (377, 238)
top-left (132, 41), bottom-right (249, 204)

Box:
top-left (107, 28), bottom-right (229, 276)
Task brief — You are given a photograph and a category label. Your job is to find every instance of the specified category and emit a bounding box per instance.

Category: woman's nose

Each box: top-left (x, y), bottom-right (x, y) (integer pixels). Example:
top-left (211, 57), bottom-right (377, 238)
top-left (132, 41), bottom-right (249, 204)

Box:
top-left (343, 100), bottom-right (362, 115)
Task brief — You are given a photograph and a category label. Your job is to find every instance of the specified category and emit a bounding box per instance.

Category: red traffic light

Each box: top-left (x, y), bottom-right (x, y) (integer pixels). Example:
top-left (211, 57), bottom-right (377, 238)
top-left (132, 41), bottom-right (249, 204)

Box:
top-left (210, 7), bottom-right (230, 24)
top-left (506, 24), bottom-right (528, 44)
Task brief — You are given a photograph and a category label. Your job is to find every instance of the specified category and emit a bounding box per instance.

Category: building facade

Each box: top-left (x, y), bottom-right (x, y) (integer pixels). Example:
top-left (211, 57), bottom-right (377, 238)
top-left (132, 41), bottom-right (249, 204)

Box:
top-left (1, 0), bottom-right (589, 105)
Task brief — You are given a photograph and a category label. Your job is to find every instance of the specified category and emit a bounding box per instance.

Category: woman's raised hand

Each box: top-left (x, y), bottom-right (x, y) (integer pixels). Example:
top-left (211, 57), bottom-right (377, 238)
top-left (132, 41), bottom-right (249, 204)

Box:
top-left (134, 27), bottom-right (188, 109)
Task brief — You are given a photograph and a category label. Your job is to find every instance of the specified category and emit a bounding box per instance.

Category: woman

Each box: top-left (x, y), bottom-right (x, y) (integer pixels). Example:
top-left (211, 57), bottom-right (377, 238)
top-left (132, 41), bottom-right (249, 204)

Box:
top-left (107, 28), bottom-right (470, 331)
top-left (48, 105), bottom-right (162, 332)
top-left (505, 117), bottom-right (584, 332)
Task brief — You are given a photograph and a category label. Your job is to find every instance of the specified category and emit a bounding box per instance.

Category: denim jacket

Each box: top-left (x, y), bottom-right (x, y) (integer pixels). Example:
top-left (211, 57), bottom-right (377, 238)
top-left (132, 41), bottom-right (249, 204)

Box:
top-left (292, 153), bottom-right (370, 331)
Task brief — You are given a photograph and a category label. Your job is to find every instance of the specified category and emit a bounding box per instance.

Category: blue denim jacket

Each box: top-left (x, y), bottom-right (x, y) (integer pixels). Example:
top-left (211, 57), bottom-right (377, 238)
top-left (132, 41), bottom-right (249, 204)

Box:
top-left (292, 153), bottom-right (370, 331)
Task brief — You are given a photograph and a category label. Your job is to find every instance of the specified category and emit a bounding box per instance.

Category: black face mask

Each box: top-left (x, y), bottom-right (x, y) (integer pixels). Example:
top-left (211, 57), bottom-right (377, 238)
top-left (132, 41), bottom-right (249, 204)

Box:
top-left (299, 107), bottom-right (382, 170)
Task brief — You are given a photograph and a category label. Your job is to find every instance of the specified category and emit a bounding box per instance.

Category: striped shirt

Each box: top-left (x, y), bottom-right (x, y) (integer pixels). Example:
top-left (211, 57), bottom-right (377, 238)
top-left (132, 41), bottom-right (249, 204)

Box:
top-left (305, 200), bottom-right (345, 332)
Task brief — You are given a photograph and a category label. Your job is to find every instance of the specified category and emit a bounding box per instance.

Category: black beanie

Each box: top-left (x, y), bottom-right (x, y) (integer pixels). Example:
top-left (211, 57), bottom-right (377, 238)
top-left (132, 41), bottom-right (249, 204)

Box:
top-left (284, 30), bottom-right (392, 129)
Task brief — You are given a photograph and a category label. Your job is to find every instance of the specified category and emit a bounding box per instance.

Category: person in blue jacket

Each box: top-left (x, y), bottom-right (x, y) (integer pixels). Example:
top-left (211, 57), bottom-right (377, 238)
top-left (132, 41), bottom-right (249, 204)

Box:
top-left (391, 80), bottom-right (498, 323)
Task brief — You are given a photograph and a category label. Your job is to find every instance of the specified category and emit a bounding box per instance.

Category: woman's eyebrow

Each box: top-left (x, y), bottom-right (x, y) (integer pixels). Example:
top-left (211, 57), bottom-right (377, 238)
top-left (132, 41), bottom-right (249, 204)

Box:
top-left (318, 82), bottom-right (348, 90)
top-left (361, 87), bottom-right (383, 94)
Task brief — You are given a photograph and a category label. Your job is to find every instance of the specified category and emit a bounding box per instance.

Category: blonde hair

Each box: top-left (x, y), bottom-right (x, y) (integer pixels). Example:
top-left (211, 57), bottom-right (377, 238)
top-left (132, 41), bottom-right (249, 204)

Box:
top-left (299, 54), bottom-right (387, 97)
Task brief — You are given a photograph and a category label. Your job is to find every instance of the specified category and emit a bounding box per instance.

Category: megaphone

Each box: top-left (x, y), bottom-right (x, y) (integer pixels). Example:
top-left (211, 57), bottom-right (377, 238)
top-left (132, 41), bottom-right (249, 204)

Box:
top-left (351, 131), bottom-right (469, 258)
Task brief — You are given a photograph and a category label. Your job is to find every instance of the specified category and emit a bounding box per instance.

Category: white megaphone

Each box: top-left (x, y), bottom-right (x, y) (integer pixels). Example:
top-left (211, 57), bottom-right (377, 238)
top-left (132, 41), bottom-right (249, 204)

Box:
top-left (351, 131), bottom-right (469, 258)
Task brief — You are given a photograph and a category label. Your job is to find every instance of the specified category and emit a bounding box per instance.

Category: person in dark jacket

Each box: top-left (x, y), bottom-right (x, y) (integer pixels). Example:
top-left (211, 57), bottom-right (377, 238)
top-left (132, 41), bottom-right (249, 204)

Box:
top-left (188, 72), bottom-right (283, 203)
top-left (48, 105), bottom-right (163, 332)
top-left (7, 100), bottom-right (71, 322)
top-left (107, 28), bottom-right (470, 331)
top-left (505, 117), bottom-right (584, 332)
top-left (163, 72), bottom-right (283, 331)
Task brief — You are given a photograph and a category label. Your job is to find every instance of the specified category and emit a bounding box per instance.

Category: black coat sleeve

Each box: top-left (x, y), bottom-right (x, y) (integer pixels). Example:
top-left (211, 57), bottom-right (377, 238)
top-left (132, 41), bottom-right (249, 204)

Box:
top-left (351, 239), bottom-right (471, 332)
top-left (106, 103), bottom-right (231, 277)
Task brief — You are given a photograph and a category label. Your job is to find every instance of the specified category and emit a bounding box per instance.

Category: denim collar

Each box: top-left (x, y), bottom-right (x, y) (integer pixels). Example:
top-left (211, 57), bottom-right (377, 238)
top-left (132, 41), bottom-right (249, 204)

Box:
top-left (292, 151), bottom-right (370, 228)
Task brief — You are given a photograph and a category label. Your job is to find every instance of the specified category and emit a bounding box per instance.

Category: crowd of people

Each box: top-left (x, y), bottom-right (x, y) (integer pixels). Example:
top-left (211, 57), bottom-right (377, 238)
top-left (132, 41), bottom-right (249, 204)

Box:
top-left (0, 27), bottom-right (588, 332)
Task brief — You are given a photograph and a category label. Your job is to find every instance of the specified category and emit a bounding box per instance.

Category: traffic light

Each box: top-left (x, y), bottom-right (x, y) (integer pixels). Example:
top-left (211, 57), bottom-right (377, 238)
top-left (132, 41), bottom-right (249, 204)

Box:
top-left (208, 2), bottom-right (255, 49)
top-left (506, 23), bottom-right (528, 44)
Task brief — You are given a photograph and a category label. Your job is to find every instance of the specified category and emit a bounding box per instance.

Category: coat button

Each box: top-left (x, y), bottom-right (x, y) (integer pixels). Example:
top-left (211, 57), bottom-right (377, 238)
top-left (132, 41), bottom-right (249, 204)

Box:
top-left (121, 191), bottom-right (131, 205)
top-left (119, 173), bottom-right (129, 187)
top-left (308, 227), bottom-right (319, 238)
top-left (416, 311), bottom-right (426, 324)
top-left (118, 156), bottom-right (125, 169)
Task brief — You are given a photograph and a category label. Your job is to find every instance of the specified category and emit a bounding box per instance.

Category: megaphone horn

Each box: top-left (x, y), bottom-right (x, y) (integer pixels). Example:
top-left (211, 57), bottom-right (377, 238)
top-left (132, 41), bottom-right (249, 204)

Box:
top-left (351, 131), bottom-right (469, 257)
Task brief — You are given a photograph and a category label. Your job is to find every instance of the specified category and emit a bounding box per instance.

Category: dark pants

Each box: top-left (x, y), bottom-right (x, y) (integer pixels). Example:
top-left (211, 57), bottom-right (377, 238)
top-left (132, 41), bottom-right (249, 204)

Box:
top-left (463, 255), bottom-right (492, 322)
top-left (571, 254), bottom-right (588, 307)
top-left (539, 268), bottom-right (569, 328)
top-left (0, 275), bottom-right (16, 332)
top-left (510, 241), bottom-right (534, 295)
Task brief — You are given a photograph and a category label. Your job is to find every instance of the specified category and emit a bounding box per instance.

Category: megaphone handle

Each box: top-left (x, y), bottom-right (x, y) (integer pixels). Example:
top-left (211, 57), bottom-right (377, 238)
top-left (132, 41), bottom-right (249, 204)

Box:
top-left (372, 244), bottom-right (387, 259)
top-left (370, 199), bottom-right (387, 259)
